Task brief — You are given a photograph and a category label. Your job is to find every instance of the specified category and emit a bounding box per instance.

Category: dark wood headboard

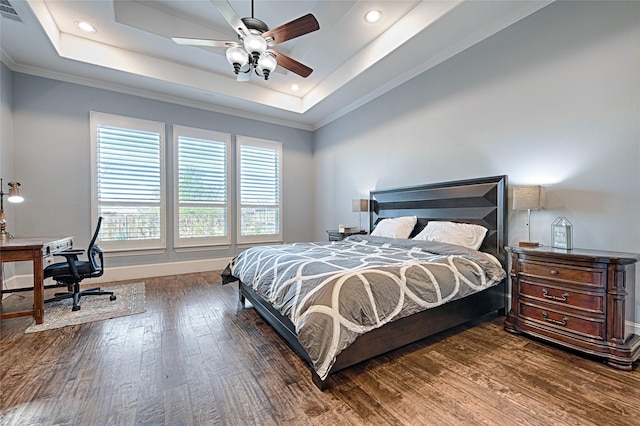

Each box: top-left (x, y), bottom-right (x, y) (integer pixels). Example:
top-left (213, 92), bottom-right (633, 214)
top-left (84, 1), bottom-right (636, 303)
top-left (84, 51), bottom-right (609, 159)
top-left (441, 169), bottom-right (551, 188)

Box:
top-left (369, 175), bottom-right (508, 267)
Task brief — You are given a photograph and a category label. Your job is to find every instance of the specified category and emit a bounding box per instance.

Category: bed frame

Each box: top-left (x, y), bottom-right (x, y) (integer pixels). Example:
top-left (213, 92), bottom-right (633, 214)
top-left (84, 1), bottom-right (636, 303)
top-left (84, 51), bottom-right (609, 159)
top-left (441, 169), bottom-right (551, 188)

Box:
top-left (238, 175), bottom-right (508, 390)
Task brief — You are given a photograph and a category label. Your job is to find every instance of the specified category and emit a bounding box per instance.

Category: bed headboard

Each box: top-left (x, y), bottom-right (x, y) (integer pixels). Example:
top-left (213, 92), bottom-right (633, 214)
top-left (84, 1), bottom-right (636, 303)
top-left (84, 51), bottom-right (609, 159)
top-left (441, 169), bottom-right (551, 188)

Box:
top-left (369, 175), bottom-right (508, 267)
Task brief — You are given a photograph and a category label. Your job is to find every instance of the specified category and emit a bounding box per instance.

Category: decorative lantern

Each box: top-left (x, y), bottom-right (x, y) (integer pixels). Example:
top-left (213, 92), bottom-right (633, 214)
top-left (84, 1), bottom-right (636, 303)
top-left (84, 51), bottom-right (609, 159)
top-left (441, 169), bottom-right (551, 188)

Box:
top-left (552, 217), bottom-right (573, 249)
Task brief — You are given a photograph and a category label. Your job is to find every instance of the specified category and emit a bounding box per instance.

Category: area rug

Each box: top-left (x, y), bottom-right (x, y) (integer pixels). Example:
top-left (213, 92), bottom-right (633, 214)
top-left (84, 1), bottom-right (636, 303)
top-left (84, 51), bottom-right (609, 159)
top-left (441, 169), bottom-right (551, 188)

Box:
top-left (25, 282), bottom-right (146, 334)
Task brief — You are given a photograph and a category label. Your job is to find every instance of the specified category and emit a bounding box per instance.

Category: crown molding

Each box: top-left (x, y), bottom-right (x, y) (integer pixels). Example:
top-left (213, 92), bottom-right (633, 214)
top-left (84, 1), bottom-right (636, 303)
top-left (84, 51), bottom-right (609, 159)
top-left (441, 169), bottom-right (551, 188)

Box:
top-left (2, 58), bottom-right (314, 132)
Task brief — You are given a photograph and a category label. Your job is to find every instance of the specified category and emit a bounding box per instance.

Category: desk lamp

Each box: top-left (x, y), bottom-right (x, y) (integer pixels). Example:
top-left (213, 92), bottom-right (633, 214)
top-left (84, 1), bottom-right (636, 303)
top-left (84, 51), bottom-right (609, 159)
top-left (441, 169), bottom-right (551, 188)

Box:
top-left (0, 178), bottom-right (24, 240)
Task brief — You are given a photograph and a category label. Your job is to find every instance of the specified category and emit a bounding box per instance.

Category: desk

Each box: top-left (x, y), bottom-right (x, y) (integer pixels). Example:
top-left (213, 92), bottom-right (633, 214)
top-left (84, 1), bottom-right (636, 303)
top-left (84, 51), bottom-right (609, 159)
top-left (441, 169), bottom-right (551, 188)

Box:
top-left (0, 236), bottom-right (73, 324)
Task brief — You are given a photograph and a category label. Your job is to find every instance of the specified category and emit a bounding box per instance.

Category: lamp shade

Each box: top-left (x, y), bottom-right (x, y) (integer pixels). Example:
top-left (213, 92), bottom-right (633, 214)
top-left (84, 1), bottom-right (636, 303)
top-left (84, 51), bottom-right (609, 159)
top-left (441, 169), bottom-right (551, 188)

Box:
top-left (7, 182), bottom-right (23, 203)
top-left (244, 34), bottom-right (267, 55)
top-left (258, 52), bottom-right (277, 73)
top-left (513, 186), bottom-right (541, 211)
top-left (352, 199), bottom-right (368, 213)
top-left (226, 46), bottom-right (249, 67)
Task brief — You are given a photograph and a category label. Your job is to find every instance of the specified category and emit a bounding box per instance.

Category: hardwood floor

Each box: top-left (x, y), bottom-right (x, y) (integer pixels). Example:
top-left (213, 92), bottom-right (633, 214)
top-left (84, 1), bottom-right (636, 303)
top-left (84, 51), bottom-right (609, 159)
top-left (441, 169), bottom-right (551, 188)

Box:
top-left (1, 271), bottom-right (638, 425)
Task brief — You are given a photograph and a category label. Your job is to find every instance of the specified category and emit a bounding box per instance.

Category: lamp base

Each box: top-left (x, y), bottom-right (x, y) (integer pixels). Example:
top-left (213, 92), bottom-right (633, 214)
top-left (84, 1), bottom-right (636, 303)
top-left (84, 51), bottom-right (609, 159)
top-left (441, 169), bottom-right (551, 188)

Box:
top-left (0, 229), bottom-right (14, 240)
top-left (519, 241), bottom-right (540, 248)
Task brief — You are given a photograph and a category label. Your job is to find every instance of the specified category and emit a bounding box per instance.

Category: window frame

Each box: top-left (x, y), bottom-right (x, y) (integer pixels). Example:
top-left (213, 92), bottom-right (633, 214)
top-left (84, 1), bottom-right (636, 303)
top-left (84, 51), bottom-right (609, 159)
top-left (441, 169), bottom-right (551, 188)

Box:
top-left (236, 135), bottom-right (283, 245)
top-left (173, 125), bottom-right (231, 248)
top-left (90, 111), bottom-right (166, 252)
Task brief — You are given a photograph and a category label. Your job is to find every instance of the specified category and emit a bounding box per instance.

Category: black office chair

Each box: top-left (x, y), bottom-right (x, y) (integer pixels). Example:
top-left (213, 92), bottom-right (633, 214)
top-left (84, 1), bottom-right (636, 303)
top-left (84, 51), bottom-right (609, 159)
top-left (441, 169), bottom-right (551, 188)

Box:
top-left (44, 217), bottom-right (116, 311)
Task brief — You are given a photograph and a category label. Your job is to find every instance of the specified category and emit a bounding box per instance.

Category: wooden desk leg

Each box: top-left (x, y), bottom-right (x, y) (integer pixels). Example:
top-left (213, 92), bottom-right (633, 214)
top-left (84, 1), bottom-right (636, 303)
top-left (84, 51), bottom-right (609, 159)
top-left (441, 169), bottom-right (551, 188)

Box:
top-left (33, 249), bottom-right (44, 324)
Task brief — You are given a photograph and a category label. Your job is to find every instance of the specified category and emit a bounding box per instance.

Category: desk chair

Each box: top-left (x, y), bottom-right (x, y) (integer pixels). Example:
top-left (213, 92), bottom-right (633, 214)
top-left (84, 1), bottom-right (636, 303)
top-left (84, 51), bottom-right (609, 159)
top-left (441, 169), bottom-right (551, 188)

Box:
top-left (44, 217), bottom-right (116, 311)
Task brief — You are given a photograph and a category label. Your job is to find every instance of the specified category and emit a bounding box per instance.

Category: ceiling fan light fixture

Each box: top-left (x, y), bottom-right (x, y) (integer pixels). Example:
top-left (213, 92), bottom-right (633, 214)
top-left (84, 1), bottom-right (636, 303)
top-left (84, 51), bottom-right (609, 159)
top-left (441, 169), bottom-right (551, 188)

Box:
top-left (226, 46), bottom-right (249, 73)
top-left (244, 34), bottom-right (267, 56)
top-left (258, 52), bottom-right (277, 80)
top-left (226, 47), bottom-right (249, 74)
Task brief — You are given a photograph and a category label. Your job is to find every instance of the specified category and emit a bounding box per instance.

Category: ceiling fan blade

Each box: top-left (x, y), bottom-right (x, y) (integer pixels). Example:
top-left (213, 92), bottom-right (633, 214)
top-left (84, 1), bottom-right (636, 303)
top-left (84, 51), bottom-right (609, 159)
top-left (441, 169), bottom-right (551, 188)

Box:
top-left (211, 0), bottom-right (251, 38)
top-left (271, 50), bottom-right (313, 78)
top-left (263, 14), bottom-right (320, 46)
top-left (172, 37), bottom-right (238, 48)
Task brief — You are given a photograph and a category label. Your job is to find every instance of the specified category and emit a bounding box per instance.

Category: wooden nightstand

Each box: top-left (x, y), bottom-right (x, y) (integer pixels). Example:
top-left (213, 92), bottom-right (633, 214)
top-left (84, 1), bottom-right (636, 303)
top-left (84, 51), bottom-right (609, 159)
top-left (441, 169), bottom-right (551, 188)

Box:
top-left (505, 246), bottom-right (640, 370)
top-left (326, 230), bottom-right (367, 241)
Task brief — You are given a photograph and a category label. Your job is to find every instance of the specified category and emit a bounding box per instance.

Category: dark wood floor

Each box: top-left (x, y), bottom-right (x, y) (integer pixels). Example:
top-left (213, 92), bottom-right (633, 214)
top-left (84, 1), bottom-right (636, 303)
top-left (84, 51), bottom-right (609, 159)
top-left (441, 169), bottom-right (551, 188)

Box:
top-left (1, 271), bottom-right (638, 425)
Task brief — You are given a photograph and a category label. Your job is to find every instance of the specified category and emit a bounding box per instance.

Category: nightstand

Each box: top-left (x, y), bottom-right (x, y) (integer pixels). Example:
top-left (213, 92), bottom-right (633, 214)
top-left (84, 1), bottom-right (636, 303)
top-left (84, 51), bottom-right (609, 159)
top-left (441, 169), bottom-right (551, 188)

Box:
top-left (505, 245), bottom-right (640, 370)
top-left (326, 230), bottom-right (366, 241)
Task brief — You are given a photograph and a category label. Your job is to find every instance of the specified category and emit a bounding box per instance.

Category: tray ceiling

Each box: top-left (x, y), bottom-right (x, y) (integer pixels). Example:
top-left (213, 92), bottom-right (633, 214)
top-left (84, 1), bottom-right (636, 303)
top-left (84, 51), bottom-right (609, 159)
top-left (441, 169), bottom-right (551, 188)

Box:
top-left (0, 0), bottom-right (553, 130)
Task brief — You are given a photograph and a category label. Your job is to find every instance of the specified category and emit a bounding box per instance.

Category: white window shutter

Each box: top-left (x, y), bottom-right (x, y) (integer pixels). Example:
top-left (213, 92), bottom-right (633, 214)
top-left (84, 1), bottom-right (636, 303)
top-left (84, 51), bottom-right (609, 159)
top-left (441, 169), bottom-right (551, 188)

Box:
top-left (236, 136), bottom-right (282, 244)
top-left (91, 112), bottom-right (166, 251)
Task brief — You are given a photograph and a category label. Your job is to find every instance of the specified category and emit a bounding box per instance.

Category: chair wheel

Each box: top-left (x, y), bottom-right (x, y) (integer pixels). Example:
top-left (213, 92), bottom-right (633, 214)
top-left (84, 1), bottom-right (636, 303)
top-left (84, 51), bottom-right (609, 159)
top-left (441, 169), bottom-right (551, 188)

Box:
top-left (72, 305), bottom-right (81, 311)
top-left (110, 295), bottom-right (117, 301)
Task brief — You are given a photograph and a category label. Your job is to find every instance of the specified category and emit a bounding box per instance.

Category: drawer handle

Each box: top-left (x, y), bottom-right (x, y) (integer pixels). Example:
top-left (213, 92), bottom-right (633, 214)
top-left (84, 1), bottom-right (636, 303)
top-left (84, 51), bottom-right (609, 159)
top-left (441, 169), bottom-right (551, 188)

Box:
top-left (542, 311), bottom-right (568, 326)
top-left (549, 270), bottom-right (559, 275)
top-left (542, 289), bottom-right (569, 302)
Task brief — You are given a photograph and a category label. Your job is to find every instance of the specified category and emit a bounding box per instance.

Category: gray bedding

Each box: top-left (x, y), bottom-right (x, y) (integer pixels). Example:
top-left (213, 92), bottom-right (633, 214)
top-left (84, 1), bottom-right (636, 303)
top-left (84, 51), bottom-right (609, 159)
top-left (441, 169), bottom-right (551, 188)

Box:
top-left (221, 235), bottom-right (506, 380)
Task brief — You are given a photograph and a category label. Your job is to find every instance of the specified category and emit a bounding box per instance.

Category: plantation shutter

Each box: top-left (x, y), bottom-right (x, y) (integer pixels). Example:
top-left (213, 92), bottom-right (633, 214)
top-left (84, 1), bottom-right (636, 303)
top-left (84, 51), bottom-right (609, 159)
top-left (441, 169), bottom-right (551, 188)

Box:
top-left (174, 126), bottom-right (231, 247)
top-left (91, 112), bottom-right (165, 251)
top-left (237, 136), bottom-right (282, 244)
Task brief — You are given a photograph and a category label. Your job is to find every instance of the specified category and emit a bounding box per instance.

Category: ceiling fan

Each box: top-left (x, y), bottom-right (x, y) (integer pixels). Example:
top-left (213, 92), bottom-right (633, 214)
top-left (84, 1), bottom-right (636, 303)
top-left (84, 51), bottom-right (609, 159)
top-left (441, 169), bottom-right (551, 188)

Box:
top-left (172, 0), bottom-right (320, 81)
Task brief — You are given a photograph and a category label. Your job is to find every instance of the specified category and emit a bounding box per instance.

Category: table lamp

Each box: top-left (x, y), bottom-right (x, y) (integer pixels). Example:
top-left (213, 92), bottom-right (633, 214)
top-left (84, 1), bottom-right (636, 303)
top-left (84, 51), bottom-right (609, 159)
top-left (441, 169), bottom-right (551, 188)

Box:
top-left (0, 178), bottom-right (24, 240)
top-left (513, 186), bottom-right (541, 247)
top-left (352, 198), bottom-right (369, 232)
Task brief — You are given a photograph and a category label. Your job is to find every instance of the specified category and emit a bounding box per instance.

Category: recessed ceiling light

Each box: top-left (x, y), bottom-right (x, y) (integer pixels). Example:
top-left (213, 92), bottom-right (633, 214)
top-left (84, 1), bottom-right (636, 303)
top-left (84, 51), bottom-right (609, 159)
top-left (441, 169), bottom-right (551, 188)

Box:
top-left (364, 10), bottom-right (382, 24)
top-left (290, 84), bottom-right (300, 92)
top-left (75, 21), bottom-right (96, 33)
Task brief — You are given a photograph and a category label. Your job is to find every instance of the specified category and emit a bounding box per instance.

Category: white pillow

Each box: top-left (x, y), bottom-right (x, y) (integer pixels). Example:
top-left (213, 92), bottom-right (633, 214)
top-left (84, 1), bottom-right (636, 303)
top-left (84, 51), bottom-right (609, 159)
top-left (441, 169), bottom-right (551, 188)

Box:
top-left (413, 221), bottom-right (488, 250)
top-left (370, 216), bottom-right (417, 239)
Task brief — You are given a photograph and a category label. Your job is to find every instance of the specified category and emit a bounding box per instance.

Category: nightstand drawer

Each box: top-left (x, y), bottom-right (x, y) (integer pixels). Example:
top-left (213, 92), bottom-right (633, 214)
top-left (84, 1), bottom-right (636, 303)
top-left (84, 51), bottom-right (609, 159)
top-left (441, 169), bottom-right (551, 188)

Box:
top-left (519, 303), bottom-right (605, 340)
top-left (519, 280), bottom-right (605, 314)
top-left (520, 261), bottom-right (605, 288)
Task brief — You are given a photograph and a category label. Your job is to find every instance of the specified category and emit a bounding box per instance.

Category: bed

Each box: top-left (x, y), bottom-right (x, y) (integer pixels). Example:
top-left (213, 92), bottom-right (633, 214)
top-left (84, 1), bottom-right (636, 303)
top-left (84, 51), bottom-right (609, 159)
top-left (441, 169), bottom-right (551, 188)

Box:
top-left (222, 175), bottom-right (508, 390)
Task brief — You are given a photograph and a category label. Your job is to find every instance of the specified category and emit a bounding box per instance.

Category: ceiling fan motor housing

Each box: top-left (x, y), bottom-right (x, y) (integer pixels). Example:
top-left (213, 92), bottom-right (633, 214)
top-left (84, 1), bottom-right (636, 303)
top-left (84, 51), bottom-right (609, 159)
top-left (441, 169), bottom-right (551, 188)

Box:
top-left (241, 17), bottom-right (269, 34)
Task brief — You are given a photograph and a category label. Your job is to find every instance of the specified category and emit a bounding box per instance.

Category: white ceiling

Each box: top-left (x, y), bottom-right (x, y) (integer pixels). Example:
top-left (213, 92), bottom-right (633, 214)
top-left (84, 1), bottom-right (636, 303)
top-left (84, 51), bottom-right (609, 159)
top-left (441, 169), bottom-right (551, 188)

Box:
top-left (1, 0), bottom-right (552, 130)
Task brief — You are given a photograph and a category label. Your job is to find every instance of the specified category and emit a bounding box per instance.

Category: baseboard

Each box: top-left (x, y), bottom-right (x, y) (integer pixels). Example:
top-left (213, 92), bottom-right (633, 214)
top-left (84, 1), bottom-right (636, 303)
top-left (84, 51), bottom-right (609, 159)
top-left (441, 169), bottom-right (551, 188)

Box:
top-left (2, 257), bottom-right (233, 292)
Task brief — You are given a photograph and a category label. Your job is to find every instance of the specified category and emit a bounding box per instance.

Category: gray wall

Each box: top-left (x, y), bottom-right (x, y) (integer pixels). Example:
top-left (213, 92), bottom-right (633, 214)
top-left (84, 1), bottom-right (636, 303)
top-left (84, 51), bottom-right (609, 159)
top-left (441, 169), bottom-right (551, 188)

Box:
top-left (313, 1), bottom-right (640, 319)
top-left (1, 61), bottom-right (14, 209)
top-left (10, 74), bottom-right (314, 269)
top-left (1, 61), bottom-right (16, 280)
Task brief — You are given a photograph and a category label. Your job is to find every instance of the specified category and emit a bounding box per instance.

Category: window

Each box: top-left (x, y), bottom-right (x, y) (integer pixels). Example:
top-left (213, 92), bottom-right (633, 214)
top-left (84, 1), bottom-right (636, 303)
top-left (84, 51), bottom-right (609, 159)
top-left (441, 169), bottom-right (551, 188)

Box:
top-left (236, 136), bottom-right (282, 244)
top-left (173, 126), bottom-right (231, 248)
top-left (90, 112), bottom-right (166, 251)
